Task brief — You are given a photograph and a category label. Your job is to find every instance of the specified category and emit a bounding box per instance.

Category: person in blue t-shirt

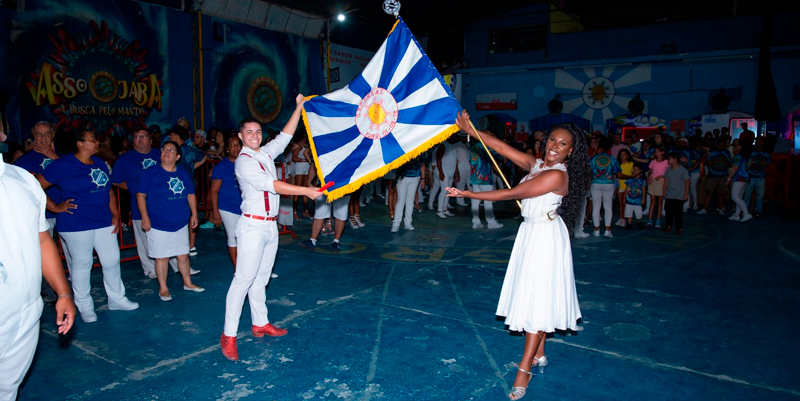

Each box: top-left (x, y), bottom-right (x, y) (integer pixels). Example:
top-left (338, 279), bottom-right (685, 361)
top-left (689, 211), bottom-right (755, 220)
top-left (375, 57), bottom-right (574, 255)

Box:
top-left (623, 164), bottom-right (647, 229)
top-left (37, 128), bottom-right (139, 323)
top-left (168, 125), bottom-right (207, 256)
top-left (468, 142), bottom-right (503, 230)
top-left (744, 137), bottom-right (771, 217)
top-left (211, 135), bottom-right (244, 268)
top-left (726, 143), bottom-right (752, 222)
top-left (111, 127), bottom-right (163, 279)
top-left (137, 141), bottom-right (204, 301)
top-left (699, 137), bottom-right (732, 215)
top-left (589, 138), bottom-right (621, 237)
top-left (14, 122), bottom-right (61, 233)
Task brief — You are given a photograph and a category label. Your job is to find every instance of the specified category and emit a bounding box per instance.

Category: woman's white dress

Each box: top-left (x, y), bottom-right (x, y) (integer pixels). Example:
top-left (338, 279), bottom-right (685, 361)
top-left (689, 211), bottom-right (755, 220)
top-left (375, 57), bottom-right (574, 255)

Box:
top-left (496, 160), bottom-right (582, 333)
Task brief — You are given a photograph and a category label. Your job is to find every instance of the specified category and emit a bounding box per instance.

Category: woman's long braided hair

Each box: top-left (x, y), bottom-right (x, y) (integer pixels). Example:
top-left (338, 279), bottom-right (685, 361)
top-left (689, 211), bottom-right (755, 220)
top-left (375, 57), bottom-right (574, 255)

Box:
top-left (542, 123), bottom-right (590, 238)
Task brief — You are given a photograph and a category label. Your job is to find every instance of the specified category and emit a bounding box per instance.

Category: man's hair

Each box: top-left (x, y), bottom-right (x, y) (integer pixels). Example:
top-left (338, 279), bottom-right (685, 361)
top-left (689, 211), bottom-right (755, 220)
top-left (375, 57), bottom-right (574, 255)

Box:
top-left (31, 121), bottom-right (54, 133)
top-left (239, 117), bottom-right (261, 131)
top-left (132, 126), bottom-right (149, 135)
top-left (667, 151), bottom-right (680, 161)
top-left (171, 125), bottom-right (190, 140)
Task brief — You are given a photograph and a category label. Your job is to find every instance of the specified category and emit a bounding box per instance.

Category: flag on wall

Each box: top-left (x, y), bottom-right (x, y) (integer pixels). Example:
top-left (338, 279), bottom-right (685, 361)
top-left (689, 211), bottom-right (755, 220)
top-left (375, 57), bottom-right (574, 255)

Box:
top-left (302, 17), bottom-right (461, 201)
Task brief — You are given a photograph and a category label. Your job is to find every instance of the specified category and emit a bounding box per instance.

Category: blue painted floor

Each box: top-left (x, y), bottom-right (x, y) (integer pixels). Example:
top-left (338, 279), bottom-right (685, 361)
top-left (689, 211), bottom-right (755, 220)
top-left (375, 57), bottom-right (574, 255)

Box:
top-left (20, 199), bottom-right (800, 400)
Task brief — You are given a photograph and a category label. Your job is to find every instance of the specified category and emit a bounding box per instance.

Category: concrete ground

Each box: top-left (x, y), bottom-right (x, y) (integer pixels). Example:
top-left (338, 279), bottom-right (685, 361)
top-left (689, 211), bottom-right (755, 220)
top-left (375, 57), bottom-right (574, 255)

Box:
top-left (19, 198), bottom-right (800, 400)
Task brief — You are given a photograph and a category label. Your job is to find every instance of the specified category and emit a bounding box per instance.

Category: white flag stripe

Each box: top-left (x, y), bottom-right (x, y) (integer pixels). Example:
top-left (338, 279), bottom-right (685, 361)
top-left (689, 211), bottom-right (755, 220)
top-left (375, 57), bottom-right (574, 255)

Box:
top-left (387, 40), bottom-right (422, 92)
top-left (396, 79), bottom-right (448, 110)
top-left (360, 40), bottom-right (388, 90)
top-left (325, 85), bottom-right (364, 105)
top-left (350, 139), bottom-right (384, 181)
top-left (392, 122), bottom-right (453, 151)
top-left (318, 132), bottom-right (365, 176)
top-left (305, 112), bottom-right (355, 137)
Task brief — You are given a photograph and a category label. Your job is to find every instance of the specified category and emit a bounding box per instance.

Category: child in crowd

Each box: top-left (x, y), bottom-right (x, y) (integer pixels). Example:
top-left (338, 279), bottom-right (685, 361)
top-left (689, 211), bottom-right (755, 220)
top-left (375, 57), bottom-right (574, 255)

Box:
top-left (647, 146), bottom-right (668, 228)
top-left (623, 164), bottom-right (647, 229)
top-left (663, 152), bottom-right (690, 234)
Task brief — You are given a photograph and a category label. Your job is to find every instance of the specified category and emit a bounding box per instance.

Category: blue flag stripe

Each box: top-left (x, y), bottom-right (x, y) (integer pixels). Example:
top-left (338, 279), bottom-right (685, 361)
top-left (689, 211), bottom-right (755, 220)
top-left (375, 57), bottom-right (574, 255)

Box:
top-left (305, 97), bottom-right (358, 118)
top-left (379, 134), bottom-right (405, 165)
top-left (348, 74), bottom-right (372, 99)
top-left (377, 24), bottom-right (412, 90)
top-left (326, 137), bottom-right (374, 192)
top-left (397, 97), bottom-right (460, 126)
top-left (389, 58), bottom-right (432, 104)
top-left (314, 125), bottom-right (361, 157)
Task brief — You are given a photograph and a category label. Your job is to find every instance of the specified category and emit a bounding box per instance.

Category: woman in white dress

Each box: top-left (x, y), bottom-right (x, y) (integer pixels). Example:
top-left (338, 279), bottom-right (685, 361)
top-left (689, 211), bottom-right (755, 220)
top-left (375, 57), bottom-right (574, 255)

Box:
top-left (447, 111), bottom-right (587, 400)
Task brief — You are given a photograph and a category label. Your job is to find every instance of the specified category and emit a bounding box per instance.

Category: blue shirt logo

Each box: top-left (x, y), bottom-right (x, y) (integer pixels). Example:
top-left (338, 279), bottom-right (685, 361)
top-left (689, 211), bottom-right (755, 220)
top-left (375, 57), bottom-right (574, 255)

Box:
top-left (142, 158), bottom-right (157, 169)
top-left (40, 158), bottom-right (53, 170)
top-left (168, 177), bottom-right (185, 195)
top-left (89, 168), bottom-right (109, 188)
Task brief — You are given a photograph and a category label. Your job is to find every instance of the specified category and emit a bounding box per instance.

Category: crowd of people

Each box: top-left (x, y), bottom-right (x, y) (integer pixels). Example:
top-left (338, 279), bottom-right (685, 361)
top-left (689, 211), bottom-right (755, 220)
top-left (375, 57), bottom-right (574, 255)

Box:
top-left (0, 109), bottom-right (781, 400)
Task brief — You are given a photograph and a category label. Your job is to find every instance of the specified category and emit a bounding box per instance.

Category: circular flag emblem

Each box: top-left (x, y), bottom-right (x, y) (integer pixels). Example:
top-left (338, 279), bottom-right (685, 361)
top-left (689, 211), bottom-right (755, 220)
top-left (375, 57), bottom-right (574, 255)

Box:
top-left (247, 76), bottom-right (282, 123)
top-left (355, 88), bottom-right (398, 140)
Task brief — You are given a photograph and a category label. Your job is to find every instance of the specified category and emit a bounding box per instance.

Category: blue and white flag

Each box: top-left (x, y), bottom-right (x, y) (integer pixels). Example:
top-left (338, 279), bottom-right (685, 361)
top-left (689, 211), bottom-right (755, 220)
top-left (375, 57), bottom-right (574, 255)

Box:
top-left (302, 17), bottom-right (461, 201)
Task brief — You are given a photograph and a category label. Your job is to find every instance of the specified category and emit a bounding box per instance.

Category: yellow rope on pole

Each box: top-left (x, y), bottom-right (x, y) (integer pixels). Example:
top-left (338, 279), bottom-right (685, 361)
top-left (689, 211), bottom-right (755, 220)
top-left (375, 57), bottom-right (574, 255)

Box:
top-left (467, 120), bottom-right (522, 209)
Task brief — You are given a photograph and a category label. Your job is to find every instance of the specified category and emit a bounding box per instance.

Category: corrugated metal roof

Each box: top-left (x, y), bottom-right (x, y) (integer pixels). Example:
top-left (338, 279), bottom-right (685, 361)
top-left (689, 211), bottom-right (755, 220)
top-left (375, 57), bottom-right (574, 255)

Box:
top-left (200, 0), bottom-right (325, 39)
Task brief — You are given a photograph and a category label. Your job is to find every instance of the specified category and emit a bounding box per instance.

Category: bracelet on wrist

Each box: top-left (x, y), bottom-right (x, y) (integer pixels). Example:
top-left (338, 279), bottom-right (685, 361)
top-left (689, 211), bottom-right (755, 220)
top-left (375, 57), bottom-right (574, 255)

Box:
top-left (57, 294), bottom-right (73, 299)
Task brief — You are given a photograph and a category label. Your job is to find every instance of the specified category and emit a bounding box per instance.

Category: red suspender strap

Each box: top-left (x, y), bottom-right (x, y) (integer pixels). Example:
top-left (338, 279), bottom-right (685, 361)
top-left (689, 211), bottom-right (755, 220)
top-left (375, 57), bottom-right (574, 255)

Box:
top-left (240, 153), bottom-right (270, 212)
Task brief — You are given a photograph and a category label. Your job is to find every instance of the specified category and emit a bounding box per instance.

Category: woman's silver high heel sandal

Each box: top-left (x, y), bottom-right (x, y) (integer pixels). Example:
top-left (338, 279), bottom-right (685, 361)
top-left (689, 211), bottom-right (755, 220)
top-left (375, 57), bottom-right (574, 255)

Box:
top-left (508, 367), bottom-right (533, 400)
top-left (532, 356), bottom-right (548, 374)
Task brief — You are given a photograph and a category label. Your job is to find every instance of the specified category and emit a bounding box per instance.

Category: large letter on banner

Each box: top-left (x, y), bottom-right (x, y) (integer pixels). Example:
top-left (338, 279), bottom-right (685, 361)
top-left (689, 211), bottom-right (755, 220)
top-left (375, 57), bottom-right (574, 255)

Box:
top-left (302, 17), bottom-right (461, 201)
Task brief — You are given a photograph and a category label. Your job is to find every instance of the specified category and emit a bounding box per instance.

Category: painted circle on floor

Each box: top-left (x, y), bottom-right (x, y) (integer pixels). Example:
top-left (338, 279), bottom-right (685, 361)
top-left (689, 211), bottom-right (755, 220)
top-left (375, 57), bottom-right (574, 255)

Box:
top-left (604, 323), bottom-right (651, 341)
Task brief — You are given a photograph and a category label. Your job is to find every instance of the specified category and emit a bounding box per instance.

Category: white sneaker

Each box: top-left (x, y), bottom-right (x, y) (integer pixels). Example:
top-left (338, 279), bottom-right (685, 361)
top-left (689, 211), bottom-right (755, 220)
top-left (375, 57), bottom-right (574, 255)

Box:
top-left (697, 209), bottom-right (707, 215)
top-left (487, 221), bottom-right (504, 229)
top-left (189, 247), bottom-right (197, 256)
top-left (592, 230), bottom-right (600, 237)
top-left (728, 214), bottom-right (740, 221)
top-left (427, 204), bottom-right (434, 210)
top-left (573, 231), bottom-right (590, 239)
top-left (354, 214), bottom-right (365, 227)
top-left (717, 209), bottom-right (725, 215)
top-left (472, 222), bottom-right (485, 229)
top-left (190, 268), bottom-right (201, 275)
top-left (444, 210), bottom-right (455, 217)
top-left (620, 220), bottom-right (626, 227)
top-left (390, 223), bottom-right (400, 233)
top-left (108, 298), bottom-right (139, 311)
top-left (446, 204), bottom-right (455, 210)
top-left (80, 309), bottom-right (98, 323)
top-left (145, 271), bottom-right (157, 279)
top-left (437, 211), bottom-right (448, 219)
top-left (614, 218), bottom-right (623, 226)
top-left (271, 273), bottom-right (279, 278)
top-left (404, 225), bottom-right (415, 231)
top-left (740, 214), bottom-right (753, 222)
top-left (604, 230), bottom-right (613, 238)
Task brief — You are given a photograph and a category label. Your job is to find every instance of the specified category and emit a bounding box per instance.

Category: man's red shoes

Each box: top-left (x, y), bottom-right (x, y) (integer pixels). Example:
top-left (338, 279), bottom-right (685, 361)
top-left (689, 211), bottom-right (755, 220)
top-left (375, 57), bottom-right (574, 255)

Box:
top-left (220, 334), bottom-right (238, 361)
top-left (252, 323), bottom-right (287, 337)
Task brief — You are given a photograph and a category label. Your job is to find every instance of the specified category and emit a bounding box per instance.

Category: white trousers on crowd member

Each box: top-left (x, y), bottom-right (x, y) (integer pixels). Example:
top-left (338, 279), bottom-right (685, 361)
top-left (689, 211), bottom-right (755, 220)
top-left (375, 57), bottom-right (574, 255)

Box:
top-left (393, 176), bottom-right (420, 227)
top-left (731, 181), bottom-right (749, 217)
top-left (223, 218), bottom-right (278, 337)
top-left (455, 163), bottom-right (470, 205)
top-left (428, 172), bottom-right (440, 209)
top-left (591, 183), bottom-right (615, 228)
top-left (471, 184), bottom-right (497, 224)
top-left (574, 195), bottom-right (589, 233)
top-left (684, 171), bottom-right (700, 210)
top-left (59, 226), bottom-right (128, 313)
top-left (437, 175), bottom-right (454, 213)
top-left (132, 220), bottom-right (177, 276)
top-left (220, 210), bottom-right (240, 247)
top-left (0, 302), bottom-right (40, 401)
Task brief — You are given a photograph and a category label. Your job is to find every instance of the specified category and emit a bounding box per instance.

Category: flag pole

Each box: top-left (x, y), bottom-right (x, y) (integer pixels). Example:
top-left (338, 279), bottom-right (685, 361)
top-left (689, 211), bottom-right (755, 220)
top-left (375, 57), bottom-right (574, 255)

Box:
top-left (466, 120), bottom-right (522, 209)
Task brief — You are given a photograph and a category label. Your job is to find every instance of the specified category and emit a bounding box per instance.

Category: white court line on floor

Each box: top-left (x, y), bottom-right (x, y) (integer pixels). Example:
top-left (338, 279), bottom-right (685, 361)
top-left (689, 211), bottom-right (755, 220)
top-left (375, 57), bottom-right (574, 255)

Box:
top-left (366, 265), bottom-right (394, 383)
top-left (777, 238), bottom-right (800, 263)
top-left (41, 329), bottom-right (133, 372)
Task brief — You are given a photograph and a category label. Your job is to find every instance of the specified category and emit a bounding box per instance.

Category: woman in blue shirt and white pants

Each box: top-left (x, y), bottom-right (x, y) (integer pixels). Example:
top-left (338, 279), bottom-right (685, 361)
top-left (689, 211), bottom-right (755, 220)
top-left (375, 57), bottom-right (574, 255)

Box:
top-left (37, 128), bottom-right (139, 323)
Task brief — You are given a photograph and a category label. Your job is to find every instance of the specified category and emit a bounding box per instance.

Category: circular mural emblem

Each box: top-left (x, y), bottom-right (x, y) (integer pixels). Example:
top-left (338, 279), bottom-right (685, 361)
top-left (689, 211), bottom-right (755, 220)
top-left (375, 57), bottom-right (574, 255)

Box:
top-left (247, 76), bottom-right (282, 123)
top-left (89, 71), bottom-right (117, 103)
top-left (582, 76), bottom-right (615, 110)
top-left (355, 88), bottom-right (398, 140)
